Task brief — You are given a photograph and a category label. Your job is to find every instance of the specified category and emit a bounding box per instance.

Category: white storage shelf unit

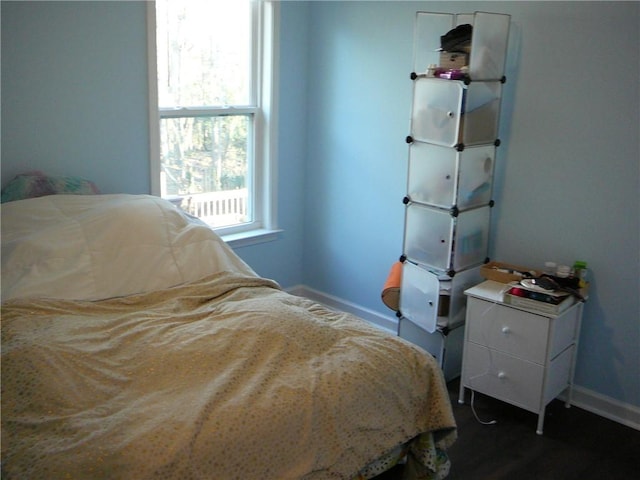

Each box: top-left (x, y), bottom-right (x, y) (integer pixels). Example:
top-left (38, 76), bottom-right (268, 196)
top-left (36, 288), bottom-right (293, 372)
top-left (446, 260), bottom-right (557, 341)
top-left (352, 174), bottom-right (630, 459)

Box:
top-left (397, 11), bottom-right (511, 381)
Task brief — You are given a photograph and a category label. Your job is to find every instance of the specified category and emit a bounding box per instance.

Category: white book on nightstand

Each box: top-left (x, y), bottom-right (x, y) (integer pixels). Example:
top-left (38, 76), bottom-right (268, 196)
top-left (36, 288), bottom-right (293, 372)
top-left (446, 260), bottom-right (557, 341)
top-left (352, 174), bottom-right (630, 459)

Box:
top-left (464, 280), bottom-right (511, 303)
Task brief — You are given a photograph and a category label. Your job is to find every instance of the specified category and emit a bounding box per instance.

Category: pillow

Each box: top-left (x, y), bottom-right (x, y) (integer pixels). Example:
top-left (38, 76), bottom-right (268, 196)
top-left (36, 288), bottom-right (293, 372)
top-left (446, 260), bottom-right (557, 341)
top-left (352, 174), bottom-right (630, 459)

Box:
top-left (1, 171), bottom-right (100, 203)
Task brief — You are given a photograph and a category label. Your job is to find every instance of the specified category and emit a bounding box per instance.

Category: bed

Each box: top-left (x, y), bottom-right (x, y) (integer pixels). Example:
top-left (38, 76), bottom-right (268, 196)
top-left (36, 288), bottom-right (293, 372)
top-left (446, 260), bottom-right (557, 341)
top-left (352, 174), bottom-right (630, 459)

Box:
top-left (1, 192), bottom-right (456, 479)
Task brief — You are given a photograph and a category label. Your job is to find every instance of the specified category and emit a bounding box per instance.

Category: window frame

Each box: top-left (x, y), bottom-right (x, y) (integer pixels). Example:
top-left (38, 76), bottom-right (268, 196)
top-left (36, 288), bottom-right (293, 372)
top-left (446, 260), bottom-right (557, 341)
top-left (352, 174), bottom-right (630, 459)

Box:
top-left (146, 0), bottom-right (280, 247)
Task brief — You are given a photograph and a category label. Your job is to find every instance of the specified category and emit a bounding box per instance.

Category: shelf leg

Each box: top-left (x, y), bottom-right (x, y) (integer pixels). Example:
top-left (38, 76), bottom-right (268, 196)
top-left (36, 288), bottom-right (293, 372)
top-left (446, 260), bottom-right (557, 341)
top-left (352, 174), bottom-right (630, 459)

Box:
top-left (458, 383), bottom-right (466, 404)
top-left (565, 384), bottom-right (574, 408)
top-left (536, 407), bottom-right (545, 435)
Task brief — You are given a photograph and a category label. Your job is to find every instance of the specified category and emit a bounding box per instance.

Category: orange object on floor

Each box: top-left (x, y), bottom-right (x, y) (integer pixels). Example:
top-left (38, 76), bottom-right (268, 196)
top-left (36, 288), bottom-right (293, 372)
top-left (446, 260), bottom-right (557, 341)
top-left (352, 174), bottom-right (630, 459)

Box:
top-left (381, 261), bottom-right (402, 311)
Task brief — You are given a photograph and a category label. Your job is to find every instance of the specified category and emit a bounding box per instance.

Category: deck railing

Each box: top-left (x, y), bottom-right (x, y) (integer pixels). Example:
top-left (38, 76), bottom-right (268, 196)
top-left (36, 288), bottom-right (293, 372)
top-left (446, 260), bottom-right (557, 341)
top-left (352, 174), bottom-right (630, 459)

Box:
top-left (168, 189), bottom-right (248, 227)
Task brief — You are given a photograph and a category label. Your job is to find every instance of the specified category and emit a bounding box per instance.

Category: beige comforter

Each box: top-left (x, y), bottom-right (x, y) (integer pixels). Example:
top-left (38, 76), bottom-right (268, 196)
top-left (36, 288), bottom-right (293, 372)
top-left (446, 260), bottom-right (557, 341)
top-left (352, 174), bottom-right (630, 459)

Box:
top-left (2, 271), bottom-right (456, 479)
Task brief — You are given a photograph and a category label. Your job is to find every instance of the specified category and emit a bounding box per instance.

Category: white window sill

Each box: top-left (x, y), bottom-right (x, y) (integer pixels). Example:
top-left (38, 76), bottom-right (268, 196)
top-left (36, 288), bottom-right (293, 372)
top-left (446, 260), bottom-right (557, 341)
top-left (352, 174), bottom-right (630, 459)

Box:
top-left (222, 228), bottom-right (283, 249)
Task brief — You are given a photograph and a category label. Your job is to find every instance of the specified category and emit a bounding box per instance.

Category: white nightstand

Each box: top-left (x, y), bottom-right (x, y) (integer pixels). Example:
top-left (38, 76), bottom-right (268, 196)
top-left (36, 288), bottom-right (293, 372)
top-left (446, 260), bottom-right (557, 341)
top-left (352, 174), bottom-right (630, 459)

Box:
top-left (458, 280), bottom-right (584, 435)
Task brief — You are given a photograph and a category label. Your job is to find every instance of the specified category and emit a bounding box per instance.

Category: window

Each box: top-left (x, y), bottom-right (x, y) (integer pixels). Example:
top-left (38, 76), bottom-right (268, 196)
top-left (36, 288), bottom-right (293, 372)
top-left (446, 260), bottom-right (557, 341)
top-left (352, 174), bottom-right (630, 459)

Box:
top-left (147, 0), bottom-right (279, 243)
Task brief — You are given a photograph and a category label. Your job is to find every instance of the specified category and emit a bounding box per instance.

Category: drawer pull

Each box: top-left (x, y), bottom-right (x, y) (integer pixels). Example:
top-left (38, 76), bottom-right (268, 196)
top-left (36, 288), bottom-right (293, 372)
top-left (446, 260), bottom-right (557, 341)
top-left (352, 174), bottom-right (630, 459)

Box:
top-left (501, 326), bottom-right (511, 334)
top-left (497, 371), bottom-right (507, 380)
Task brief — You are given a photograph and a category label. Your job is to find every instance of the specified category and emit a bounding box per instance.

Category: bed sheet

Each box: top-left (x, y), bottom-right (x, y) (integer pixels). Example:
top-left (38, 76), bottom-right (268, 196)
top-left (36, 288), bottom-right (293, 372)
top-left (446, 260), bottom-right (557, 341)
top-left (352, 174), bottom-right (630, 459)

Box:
top-left (2, 271), bottom-right (456, 479)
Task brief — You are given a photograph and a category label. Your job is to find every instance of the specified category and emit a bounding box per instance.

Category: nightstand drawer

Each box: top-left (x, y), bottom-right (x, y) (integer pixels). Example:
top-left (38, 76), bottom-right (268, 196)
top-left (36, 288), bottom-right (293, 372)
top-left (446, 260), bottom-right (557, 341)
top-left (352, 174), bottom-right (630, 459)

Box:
top-left (462, 342), bottom-right (544, 413)
top-left (466, 297), bottom-right (549, 364)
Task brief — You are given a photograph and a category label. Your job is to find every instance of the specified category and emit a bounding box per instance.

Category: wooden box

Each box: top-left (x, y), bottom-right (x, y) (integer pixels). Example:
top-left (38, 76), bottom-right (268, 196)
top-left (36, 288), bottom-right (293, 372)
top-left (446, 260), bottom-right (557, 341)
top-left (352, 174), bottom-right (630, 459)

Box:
top-left (439, 51), bottom-right (468, 69)
top-left (480, 261), bottom-right (540, 284)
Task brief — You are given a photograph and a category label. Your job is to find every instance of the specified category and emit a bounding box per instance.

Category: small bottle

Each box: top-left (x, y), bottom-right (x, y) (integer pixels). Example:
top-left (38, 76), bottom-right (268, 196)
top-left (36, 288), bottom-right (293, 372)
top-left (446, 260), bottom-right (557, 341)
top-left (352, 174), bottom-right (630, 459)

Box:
top-left (573, 261), bottom-right (588, 288)
top-left (556, 265), bottom-right (571, 278)
top-left (543, 261), bottom-right (557, 276)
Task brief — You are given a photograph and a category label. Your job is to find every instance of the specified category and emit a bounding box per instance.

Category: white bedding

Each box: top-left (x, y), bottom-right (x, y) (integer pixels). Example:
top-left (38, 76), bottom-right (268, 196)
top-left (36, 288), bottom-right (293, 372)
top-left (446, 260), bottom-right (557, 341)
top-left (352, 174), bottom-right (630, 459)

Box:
top-left (1, 194), bottom-right (255, 302)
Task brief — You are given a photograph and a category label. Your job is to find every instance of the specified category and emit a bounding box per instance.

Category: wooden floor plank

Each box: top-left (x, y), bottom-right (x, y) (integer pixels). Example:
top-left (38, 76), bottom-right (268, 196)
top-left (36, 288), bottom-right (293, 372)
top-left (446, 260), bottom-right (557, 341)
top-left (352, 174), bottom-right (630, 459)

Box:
top-left (374, 378), bottom-right (640, 480)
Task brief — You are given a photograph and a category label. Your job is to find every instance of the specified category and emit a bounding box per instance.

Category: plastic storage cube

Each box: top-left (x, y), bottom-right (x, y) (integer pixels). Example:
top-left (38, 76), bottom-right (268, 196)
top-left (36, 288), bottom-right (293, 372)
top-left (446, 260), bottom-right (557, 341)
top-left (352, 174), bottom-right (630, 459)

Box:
top-left (399, 261), bottom-right (482, 333)
top-left (403, 203), bottom-right (491, 272)
top-left (412, 11), bottom-right (510, 80)
top-left (410, 78), bottom-right (503, 148)
top-left (407, 142), bottom-right (495, 210)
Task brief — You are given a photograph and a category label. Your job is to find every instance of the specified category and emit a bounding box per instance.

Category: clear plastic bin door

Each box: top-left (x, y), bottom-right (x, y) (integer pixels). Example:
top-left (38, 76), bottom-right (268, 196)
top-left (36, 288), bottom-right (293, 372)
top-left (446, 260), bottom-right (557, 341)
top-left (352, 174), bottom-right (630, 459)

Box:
top-left (413, 13), bottom-right (454, 75)
top-left (399, 261), bottom-right (440, 333)
top-left (408, 143), bottom-right (495, 211)
top-left (411, 78), bottom-right (464, 147)
top-left (404, 204), bottom-right (453, 270)
top-left (453, 206), bottom-right (491, 271)
top-left (457, 145), bottom-right (495, 209)
top-left (407, 143), bottom-right (458, 209)
top-left (468, 12), bottom-right (511, 80)
top-left (461, 81), bottom-right (503, 146)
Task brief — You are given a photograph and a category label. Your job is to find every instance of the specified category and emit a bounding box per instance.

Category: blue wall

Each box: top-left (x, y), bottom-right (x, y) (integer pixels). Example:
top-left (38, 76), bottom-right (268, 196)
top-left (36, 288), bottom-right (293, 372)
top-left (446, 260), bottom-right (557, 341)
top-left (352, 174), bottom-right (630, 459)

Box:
top-left (1, 1), bottom-right (150, 194)
top-left (300, 1), bottom-right (640, 412)
top-left (2, 1), bottom-right (638, 412)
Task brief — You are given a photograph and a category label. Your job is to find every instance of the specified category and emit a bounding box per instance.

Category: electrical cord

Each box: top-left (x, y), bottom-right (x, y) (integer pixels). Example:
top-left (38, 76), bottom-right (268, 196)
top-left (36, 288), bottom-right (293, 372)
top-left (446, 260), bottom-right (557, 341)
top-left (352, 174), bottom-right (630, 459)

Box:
top-left (470, 390), bottom-right (497, 426)
top-left (464, 282), bottom-right (513, 427)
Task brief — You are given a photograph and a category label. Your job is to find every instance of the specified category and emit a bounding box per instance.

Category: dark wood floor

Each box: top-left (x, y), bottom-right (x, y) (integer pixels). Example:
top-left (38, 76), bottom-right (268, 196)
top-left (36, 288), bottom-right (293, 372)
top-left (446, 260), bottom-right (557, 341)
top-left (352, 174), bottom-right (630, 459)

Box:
top-left (376, 378), bottom-right (640, 480)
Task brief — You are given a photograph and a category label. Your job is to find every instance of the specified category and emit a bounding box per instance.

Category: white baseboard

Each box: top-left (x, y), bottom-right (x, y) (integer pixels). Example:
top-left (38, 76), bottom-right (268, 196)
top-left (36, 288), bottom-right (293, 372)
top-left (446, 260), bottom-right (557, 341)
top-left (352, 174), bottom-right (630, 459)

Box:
top-left (286, 284), bottom-right (640, 432)
top-left (285, 285), bottom-right (398, 334)
top-left (564, 385), bottom-right (640, 432)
